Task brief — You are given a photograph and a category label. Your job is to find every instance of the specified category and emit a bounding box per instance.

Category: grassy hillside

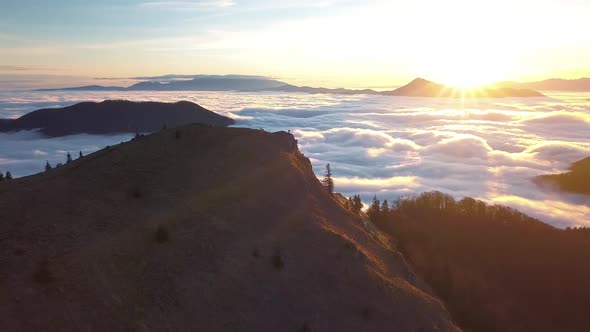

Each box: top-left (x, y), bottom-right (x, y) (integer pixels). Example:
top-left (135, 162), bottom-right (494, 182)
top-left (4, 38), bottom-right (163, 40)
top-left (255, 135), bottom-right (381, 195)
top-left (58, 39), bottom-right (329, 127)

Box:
top-left (0, 125), bottom-right (458, 332)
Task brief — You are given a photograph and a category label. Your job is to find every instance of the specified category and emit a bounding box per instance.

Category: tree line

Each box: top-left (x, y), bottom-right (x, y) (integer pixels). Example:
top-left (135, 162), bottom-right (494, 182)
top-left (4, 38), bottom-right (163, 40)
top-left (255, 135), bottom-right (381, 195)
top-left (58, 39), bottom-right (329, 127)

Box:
top-left (366, 191), bottom-right (590, 332)
top-left (0, 170), bottom-right (13, 182)
top-left (44, 151), bottom-right (83, 172)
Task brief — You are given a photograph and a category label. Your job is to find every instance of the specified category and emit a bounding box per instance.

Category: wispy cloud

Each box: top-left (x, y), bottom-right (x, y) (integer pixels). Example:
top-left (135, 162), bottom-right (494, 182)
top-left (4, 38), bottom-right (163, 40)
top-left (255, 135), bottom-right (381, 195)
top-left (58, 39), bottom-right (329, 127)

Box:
top-left (139, 0), bottom-right (236, 11)
top-left (0, 65), bottom-right (58, 71)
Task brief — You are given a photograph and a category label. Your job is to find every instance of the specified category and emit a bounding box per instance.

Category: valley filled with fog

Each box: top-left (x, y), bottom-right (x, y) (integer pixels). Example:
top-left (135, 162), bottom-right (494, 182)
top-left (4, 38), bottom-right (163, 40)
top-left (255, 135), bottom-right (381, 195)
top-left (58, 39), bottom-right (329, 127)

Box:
top-left (1, 90), bottom-right (590, 227)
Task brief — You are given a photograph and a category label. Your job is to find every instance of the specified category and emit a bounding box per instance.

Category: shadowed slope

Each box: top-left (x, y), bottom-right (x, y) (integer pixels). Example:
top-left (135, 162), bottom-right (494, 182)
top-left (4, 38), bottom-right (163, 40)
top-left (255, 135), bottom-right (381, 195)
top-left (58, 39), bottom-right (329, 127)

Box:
top-left (0, 100), bottom-right (234, 137)
top-left (536, 156), bottom-right (590, 195)
top-left (0, 125), bottom-right (458, 332)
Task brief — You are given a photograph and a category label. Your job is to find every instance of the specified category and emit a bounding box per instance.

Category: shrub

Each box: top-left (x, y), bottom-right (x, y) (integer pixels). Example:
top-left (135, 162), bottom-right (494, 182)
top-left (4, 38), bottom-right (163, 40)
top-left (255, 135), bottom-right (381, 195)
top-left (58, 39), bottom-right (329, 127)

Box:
top-left (33, 260), bottom-right (54, 284)
top-left (272, 251), bottom-right (284, 270)
top-left (299, 322), bottom-right (312, 332)
top-left (132, 188), bottom-right (142, 199)
top-left (154, 225), bottom-right (170, 243)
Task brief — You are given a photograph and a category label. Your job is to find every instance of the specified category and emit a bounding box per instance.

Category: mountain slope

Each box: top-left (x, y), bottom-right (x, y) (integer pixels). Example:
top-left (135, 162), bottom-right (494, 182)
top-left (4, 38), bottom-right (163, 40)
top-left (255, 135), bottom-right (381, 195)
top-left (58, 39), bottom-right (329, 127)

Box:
top-left (536, 156), bottom-right (590, 195)
top-left (0, 100), bottom-right (234, 137)
top-left (0, 125), bottom-right (459, 332)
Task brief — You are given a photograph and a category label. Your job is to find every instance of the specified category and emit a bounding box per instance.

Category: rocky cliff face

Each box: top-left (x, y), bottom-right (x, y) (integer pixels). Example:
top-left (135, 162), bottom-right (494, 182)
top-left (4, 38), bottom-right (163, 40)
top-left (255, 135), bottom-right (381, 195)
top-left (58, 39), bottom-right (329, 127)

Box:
top-left (0, 125), bottom-right (459, 332)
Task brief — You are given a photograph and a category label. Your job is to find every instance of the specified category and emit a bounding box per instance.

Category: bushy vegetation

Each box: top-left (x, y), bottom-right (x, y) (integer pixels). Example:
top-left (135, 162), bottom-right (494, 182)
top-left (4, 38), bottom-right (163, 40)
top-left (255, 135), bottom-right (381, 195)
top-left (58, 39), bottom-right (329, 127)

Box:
top-left (33, 260), bottom-right (54, 284)
top-left (154, 225), bottom-right (170, 243)
top-left (272, 251), bottom-right (284, 270)
top-left (371, 191), bottom-right (590, 332)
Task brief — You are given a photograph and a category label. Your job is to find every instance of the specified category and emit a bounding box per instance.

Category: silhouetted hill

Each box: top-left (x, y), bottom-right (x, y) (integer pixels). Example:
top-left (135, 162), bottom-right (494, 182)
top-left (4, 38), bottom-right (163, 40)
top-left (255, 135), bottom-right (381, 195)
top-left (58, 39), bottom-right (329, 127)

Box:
top-left (36, 75), bottom-right (544, 97)
top-left (0, 125), bottom-right (459, 332)
top-left (371, 191), bottom-right (590, 332)
top-left (36, 85), bottom-right (126, 91)
top-left (383, 78), bottom-right (544, 98)
top-left (498, 78), bottom-right (590, 92)
top-left (127, 76), bottom-right (288, 91)
top-left (0, 100), bottom-right (234, 137)
top-left (271, 84), bottom-right (379, 95)
top-left (536, 156), bottom-right (590, 195)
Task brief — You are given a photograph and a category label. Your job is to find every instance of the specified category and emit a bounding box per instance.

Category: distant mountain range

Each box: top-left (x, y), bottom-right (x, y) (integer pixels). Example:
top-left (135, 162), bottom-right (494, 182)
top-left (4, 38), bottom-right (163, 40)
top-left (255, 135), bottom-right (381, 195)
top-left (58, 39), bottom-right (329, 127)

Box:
top-left (498, 78), bottom-right (590, 92)
top-left (0, 100), bottom-right (234, 137)
top-left (38, 75), bottom-right (544, 98)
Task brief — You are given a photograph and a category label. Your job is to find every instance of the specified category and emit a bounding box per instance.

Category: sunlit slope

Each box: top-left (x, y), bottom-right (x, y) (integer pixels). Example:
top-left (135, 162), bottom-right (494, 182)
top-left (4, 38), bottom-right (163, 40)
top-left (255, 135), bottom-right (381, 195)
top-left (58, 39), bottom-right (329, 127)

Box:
top-left (0, 125), bottom-right (459, 332)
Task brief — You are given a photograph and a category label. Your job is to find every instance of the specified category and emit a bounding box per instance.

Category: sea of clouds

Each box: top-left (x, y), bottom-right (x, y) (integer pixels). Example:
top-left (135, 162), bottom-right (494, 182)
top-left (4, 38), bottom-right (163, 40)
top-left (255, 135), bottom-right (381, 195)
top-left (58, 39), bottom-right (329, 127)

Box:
top-left (1, 90), bottom-right (590, 227)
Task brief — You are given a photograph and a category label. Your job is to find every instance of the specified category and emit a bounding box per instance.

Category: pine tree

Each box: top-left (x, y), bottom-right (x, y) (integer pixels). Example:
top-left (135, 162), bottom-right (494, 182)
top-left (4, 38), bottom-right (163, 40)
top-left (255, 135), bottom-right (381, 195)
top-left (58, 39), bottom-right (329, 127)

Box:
top-left (352, 195), bottom-right (363, 214)
top-left (5, 171), bottom-right (12, 180)
top-left (45, 161), bottom-right (52, 172)
top-left (367, 195), bottom-right (381, 223)
top-left (0, 172), bottom-right (4, 181)
top-left (66, 152), bottom-right (73, 164)
top-left (79, 151), bottom-right (83, 159)
top-left (346, 197), bottom-right (354, 211)
top-left (381, 199), bottom-right (390, 215)
top-left (322, 163), bottom-right (334, 195)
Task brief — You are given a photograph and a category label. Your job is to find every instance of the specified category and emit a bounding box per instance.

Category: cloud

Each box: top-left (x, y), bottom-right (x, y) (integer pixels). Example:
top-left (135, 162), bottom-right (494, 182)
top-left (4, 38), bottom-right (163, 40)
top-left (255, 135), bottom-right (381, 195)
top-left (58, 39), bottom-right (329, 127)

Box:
top-left (0, 65), bottom-right (54, 71)
top-left (139, 1), bottom-right (236, 11)
top-left (1, 89), bottom-right (590, 227)
top-left (421, 135), bottom-right (492, 159)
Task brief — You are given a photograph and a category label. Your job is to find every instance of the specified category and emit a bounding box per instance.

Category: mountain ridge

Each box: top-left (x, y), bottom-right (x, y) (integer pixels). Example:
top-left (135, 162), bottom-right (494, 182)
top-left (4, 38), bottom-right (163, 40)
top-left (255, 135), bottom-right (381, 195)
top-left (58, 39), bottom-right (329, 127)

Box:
top-left (498, 77), bottom-right (590, 92)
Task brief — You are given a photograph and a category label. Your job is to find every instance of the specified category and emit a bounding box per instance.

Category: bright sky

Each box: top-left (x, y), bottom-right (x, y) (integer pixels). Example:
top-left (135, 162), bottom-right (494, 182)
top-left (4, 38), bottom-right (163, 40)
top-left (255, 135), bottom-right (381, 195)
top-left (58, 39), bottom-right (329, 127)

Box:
top-left (1, 0), bottom-right (590, 88)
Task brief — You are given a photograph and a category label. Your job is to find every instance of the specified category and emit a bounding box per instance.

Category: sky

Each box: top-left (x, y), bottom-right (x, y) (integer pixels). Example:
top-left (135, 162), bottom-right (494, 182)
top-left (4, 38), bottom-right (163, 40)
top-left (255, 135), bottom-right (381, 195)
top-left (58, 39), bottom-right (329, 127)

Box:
top-left (1, 0), bottom-right (590, 88)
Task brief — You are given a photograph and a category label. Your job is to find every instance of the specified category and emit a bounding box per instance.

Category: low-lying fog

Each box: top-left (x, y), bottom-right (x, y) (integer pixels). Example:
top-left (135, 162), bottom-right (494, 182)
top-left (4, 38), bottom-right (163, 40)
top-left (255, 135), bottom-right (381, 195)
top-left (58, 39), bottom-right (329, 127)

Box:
top-left (1, 90), bottom-right (590, 227)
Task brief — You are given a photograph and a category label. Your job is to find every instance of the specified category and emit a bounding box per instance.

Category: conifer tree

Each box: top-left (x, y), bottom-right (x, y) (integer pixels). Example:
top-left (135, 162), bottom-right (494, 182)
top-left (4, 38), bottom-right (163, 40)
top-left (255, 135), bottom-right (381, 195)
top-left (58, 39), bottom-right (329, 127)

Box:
top-left (5, 171), bottom-right (12, 180)
top-left (45, 161), bottom-right (52, 172)
top-left (381, 199), bottom-right (390, 215)
top-left (322, 163), bottom-right (335, 195)
top-left (352, 195), bottom-right (363, 214)
top-left (0, 172), bottom-right (4, 181)
top-left (346, 197), bottom-right (354, 211)
top-left (66, 152), bottom-right (73, 164)
top-left (79, 151), bottom-right (83, 159)
top-left (367, 195), bottom-right (381, 223)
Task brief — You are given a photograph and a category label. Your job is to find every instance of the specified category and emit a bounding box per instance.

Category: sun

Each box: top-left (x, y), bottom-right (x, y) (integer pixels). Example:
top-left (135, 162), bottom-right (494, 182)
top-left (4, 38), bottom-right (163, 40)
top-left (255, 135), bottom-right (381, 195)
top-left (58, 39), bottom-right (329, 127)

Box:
top-left (435, 62), bottom-right (503, 88)
top-left (427, 49), bottom-right (512, 88)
